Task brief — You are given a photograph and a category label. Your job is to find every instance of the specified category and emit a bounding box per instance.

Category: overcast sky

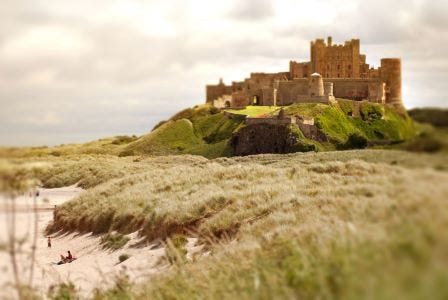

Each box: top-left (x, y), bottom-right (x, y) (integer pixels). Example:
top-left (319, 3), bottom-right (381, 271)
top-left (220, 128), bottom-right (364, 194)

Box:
top-left (1, 0), bottom-right (447, 146)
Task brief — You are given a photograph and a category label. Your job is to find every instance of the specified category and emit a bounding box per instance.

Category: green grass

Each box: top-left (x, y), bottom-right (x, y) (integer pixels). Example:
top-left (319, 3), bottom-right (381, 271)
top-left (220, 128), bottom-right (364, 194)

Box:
top-left (124, 119), bottom-right (202, 155)
top-left (281, 101), bottom-right (417, 146)
top-left (283, 103), bottom-right (329, 118)
top-left (123, 106), bottom-right (244, 158)
top-left (226, 105), bottom-right (281, 117)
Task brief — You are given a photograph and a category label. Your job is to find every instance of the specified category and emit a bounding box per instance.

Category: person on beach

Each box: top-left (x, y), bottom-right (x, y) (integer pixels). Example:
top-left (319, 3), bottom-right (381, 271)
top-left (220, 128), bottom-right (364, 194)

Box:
top-left (57, 255), bottom-right (67, 265)
top-left (47, 236), bottom-right (52, 248)
top-left (66, 251), bottom-right (73, 261)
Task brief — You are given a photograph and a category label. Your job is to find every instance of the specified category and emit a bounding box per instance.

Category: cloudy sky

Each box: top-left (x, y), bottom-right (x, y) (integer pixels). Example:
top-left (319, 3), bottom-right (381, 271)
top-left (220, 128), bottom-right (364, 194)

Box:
top-left (1, 0), bottom-right (447, 146)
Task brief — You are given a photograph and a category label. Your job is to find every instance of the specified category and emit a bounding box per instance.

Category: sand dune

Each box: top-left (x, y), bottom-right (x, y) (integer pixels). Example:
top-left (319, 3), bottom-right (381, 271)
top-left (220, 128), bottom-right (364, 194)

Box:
top-left (0, 186), bottom-right (202, 299)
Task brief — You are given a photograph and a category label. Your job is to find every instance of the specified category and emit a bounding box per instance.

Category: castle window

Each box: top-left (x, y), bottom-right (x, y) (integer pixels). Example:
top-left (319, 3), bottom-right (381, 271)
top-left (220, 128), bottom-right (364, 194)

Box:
top-left (337, 65), bottom-right (340, 70)
top-left (348, 65), bottom-right (351, 70)
top-left (338, 74), bottom-right (340, 78)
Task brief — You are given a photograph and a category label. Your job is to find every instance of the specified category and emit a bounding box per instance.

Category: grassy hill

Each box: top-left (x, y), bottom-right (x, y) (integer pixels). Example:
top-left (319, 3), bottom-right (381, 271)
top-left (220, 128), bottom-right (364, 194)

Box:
top-left (122, 105), bottom-right (244, 158)
top-left (0, 101), bottom-right (421, 159)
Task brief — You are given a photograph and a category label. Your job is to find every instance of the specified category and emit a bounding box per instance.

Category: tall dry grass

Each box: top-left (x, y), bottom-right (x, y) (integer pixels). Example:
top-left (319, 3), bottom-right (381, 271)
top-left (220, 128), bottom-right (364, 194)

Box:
top-left (76, 150), bottom-right (447, 300)
top-left (4, 150), bottom-right (448, 299)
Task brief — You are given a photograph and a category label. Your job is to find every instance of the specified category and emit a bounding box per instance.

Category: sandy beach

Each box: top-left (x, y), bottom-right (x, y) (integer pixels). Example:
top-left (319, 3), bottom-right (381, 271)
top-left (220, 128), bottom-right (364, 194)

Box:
top-left (0, 186), bottom-right (202, 299)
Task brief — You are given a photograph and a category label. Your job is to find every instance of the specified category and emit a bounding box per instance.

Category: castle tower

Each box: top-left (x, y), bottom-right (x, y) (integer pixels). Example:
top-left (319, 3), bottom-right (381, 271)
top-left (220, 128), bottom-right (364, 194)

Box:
top-left (380, 58), bottom-right (402, 104)
top-left (308, 73), bottom-right (324, 97)
top-left (324, 82), bottom-right (334, 97)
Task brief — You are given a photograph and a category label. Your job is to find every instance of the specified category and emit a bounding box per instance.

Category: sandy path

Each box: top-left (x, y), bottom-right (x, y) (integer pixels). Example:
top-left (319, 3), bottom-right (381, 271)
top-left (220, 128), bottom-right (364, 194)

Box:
top-left (0, 186), bottom-right (202, 299)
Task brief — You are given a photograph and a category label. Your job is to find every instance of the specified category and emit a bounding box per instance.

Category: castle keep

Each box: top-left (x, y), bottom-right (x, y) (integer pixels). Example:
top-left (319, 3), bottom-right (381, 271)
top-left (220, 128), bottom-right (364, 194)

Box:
top-left (206, 37), bottom-right (402, 108)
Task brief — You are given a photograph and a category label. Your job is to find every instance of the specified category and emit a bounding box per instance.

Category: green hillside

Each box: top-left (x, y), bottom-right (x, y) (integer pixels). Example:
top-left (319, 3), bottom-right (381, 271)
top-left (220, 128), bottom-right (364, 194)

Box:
top-left (1, 101), bottom-right (420, 159)
top-left (122, 105), bottom-right (244, 158)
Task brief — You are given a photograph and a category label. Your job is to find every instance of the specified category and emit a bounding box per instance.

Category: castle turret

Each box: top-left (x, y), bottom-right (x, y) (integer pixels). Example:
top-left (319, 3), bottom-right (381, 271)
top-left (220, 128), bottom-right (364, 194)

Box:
top-left (308, 73), bottom-right (324, 97)
top-left (324, 82), bottom-right (334, 97)
top-left (380, 58), bottom-right (402, 105)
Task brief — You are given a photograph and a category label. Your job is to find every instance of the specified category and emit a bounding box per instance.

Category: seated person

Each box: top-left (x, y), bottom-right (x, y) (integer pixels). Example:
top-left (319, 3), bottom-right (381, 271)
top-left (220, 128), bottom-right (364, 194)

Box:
top-left (66, 251), bottom-right (73, 262)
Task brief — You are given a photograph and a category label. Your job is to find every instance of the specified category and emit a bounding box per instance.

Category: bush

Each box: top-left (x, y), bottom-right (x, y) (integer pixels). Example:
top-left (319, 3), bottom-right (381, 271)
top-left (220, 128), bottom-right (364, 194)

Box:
top-left (406, 135), bottom-right (443, 153)
top-left (408, 108), bottom-right (448, 127)
top-left (48, 282), bottom-right (78, 299)
top-left (210, 106), bottom-right (220, 115)
top-left (360, 103), bottom-right (383, 121)
top-left (100, 233), bottom-right (130, 250)
top-left (118, 254), bottom-right (130, 263)
top-left (111, 135), bottom-right (138, 145)
top-left (340, 133), bottom-right (368, 149)
top-left (118, 149), bottom-right (135, 157)
top-left (293, 141), bottom-right (318, 152)
top-left (152, 120), bottom-right (167, 131)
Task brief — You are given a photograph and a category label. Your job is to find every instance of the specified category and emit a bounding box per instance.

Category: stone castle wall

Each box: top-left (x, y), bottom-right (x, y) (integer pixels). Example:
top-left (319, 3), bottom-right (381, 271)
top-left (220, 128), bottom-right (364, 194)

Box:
top-left (324, 78), bottom-right (385, 103)
top-left (206, 37), bottom-right (401, 107)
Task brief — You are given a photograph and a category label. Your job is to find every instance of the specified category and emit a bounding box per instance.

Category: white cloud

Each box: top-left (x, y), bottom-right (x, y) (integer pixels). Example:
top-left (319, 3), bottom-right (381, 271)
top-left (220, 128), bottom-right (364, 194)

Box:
top-left (0, 0), bottom-right (447, 146)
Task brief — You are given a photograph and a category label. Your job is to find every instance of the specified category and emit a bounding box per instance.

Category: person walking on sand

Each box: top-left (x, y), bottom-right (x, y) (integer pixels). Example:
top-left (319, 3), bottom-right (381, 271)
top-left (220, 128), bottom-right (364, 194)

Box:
top-left (47, 236), bottom-right (52, 248)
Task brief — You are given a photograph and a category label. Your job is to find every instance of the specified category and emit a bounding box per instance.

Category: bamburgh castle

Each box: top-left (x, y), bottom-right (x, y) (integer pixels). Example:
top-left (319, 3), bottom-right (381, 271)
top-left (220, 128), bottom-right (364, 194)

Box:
top-left (206, 37), bottom-right (402, 108)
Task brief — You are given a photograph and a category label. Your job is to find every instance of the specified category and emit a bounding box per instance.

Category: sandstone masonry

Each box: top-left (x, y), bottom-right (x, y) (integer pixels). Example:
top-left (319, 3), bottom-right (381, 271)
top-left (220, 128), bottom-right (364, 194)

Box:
top-left (206, 37), bottom-right (402, 108)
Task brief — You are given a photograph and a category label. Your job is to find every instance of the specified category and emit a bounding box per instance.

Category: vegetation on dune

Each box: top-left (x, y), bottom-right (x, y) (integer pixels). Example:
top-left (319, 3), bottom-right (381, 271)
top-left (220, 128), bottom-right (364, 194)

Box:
top-left (40, 150), bottom-right (446, 300)
top-left (408, 107), bottom-right (448, 127)
top-left (100, 233), bottom-right (130, 251)
top-left (0, 135), bottom-right (137, 159)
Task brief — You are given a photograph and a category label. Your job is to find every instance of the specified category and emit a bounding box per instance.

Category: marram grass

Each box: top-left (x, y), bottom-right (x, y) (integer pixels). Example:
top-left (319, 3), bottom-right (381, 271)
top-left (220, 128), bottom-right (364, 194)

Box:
top-left (29, 150), bottom-right (448, 299)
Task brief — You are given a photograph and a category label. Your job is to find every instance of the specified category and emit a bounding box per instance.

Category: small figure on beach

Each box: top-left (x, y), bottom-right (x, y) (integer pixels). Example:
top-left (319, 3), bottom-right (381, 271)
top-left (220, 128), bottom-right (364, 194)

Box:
top-left (56, 251), bottom-right (76, 265)
top-left (35, 189), bottom-right (40, 197)
top-left (47, 236), bottom-right (52, 248)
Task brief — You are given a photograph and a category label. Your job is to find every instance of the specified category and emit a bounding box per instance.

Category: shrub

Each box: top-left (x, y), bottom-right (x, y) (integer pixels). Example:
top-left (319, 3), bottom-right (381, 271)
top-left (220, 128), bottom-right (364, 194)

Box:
top-left (47, 282), bottom-right (78, 300)
top-left (118, 149), bottom-right (135, 157)
top-left (152, 120), bottom-right (167, 131)
top-left (408, 108), bottom-right (448, 127)
top-left (118, 253), bottom-right (130, 263)
top-left (293, 141), bottom-right (318, 152)
top-left (210, 106), bottom-right (220, 115)
top-left (50, 150), bottom-right (62, 157)
top-left (360, 103), bottom-right (383, 121)
top-left (340, 133), bottom-right (368, 149)
top-left (111, 135), bottom-right (138, 145)
top-left (100, 233), bottom-right (130, 250)
top-left (406, 135), bottom-right (443, 153)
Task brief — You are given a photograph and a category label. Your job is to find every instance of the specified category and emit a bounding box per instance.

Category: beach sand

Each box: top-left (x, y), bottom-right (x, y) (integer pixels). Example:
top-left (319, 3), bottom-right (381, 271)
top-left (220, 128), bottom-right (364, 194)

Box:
top-left (0, 186), bottom-right (202, 299)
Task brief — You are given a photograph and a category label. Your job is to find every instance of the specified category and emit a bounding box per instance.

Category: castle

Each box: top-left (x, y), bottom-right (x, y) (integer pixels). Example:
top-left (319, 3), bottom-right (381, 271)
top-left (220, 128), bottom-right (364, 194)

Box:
top-left (206, 37), bottom-right (402, 108)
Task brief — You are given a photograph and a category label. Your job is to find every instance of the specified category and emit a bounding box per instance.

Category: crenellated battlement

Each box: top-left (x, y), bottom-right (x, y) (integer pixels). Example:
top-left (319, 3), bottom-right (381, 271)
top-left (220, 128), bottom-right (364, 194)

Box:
top-left (206, 37), bottom-right (402, 108)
